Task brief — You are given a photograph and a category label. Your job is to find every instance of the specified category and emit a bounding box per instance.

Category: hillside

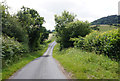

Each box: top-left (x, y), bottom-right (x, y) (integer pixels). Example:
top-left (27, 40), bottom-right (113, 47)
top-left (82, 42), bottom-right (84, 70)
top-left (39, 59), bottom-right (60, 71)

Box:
top-left (91, 15), bottom-right (118, 25)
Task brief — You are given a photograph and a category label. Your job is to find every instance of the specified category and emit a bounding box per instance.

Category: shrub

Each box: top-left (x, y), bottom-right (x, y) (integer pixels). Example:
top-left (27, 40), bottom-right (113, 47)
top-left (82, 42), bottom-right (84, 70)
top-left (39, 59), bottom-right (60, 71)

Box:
top-left (72, 31), bottom-right (99, 50)
top-left (73, 29), bottom-right (120, 61)
top-left (2, 35), bottom-right (27, 67)
top-left (83, 31), bottom-right (100, 51)
top-left (66, 21), bottom-right (91, 37)
top-left (93, 29), bottom-right (120, 60)
top-left (70, 36), bottom-right (84, 48)
top-left (65, 21), bottom-right (91, 48)
top-left (2, 16), bottom-right (29, 43)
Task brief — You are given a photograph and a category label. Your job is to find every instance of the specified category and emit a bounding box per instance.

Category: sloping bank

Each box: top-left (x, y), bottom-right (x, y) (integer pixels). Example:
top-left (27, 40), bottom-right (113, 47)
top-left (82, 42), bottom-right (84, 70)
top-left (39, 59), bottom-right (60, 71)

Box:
top-left (53, 44), bottom-right (118, 79)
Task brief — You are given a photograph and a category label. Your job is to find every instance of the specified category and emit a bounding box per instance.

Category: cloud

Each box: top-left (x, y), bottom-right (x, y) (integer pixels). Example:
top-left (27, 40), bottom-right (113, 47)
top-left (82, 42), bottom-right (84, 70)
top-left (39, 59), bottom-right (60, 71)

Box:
top-left (118, 1), bottom-right (120, 15)
top-left (3, 0), bottom-right (120, 30)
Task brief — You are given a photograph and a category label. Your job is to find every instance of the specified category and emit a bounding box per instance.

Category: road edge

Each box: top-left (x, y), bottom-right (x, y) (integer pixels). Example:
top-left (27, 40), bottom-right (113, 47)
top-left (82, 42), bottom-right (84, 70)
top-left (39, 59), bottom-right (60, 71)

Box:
top-left (54, 58), bottom-right (73, 79)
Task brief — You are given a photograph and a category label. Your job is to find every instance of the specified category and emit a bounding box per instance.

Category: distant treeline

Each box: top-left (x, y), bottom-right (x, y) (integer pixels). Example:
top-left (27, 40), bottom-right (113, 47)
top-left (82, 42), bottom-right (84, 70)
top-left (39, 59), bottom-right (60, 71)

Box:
top-left (91, 15), bottom-right (118, 25)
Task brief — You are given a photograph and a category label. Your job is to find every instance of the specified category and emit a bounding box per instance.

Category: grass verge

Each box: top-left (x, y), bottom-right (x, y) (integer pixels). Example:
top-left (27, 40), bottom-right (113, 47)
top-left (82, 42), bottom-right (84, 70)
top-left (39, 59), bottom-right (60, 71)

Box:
top-left (53, 43), bottom-right (119, 79)
top-left (2, 42), bottom-right (50, 79)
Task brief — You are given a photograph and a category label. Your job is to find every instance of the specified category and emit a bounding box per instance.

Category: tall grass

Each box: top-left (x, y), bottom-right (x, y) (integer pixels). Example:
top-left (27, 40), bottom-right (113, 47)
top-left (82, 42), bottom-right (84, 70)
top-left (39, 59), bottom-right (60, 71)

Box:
top-left (53, 44), bottom-right (118, 79)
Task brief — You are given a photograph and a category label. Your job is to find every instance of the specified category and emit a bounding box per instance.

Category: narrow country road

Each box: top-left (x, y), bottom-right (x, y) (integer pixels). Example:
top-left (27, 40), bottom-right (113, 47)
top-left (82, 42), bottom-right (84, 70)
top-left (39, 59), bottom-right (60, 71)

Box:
top-left (10, 41), bottom-right (67, 79)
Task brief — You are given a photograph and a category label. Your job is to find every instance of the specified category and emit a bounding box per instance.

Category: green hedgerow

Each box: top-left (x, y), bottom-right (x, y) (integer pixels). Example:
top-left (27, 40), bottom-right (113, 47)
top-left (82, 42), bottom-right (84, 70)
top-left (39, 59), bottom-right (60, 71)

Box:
top-left (73, 29), bottom-right (120, 61)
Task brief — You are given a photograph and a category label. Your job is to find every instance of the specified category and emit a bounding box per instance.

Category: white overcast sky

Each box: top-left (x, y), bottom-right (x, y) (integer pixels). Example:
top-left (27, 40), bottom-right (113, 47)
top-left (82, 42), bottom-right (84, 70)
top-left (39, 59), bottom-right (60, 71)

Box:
top-left (1, 0), bottom-right (120, 30)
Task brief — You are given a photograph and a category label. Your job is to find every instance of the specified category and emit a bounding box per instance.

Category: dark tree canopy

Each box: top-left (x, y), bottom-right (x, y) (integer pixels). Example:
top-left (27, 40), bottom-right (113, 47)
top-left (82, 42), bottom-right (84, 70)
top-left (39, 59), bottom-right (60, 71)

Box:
top-left (91, 15), bottom-right (118, 25)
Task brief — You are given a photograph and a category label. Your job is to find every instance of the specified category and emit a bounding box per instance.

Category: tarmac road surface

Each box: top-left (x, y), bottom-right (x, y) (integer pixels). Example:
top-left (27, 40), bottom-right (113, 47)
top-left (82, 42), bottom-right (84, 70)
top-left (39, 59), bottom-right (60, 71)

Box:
top-left (10, 41), bottom-right (67, 79)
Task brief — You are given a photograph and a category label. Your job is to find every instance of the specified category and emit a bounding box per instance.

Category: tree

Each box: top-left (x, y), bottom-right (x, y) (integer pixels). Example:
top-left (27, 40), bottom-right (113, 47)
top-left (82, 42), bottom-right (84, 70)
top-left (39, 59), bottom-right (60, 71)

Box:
top-left (2, 4), bottom-right (29, 46)
top-left (40, 27), bottom-right (49, 44)
top-left (54, 11), bottom-right (76, 49)
top-left (66, 20), bottom-right (91, 38)
top-left (54, 11), bottom-right (91, 49)
top-left (55, 11), bottom-right (76, 36)
top-left (17, 6), bottom-right (45, 51)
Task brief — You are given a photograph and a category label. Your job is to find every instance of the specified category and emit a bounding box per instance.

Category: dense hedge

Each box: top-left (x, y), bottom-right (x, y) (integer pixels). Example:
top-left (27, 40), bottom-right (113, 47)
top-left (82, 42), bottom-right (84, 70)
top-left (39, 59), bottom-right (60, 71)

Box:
top-left (72, 29), bottom-right (120, 61)
top-left (2, 35), bottom-right (27, 67)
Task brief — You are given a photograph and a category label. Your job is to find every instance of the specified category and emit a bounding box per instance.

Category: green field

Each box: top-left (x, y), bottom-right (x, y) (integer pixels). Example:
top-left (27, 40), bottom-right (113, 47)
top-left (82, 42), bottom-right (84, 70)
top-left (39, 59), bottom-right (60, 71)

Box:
top-left (90, 25), bottom-right (117, 32)
top-left (53, 44), bottom-right (119, 79)
top-left (98, 25), bottom-right (117, 32)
